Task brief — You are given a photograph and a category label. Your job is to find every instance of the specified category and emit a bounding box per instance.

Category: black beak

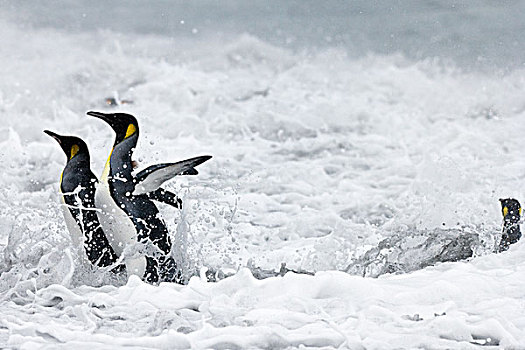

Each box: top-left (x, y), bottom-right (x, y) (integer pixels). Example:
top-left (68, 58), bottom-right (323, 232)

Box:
top-left (87, 110), bottom-right (113, 121)
top-left (44, 129), bottom-right (63, 144)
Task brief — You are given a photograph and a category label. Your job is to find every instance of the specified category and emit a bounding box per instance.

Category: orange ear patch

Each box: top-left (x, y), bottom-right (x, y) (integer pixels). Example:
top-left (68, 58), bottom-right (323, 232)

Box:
top-left (70, 144), bottom-right (79, 159)
top-left (125, 124), bottom-right (136, 139)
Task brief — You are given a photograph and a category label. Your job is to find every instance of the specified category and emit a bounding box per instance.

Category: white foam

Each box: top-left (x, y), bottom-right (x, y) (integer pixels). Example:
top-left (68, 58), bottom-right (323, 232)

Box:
top-left (1, 6), bottom-right (525, 348)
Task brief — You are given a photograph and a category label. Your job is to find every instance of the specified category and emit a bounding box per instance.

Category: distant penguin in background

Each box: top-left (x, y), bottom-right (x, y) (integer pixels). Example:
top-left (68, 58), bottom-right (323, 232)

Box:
top-left (44, 130), bottom-right (120, 269)
top-left (87, 111), bottom-right (211, 284)
top-left (498, 198), bottom-right (522, 252)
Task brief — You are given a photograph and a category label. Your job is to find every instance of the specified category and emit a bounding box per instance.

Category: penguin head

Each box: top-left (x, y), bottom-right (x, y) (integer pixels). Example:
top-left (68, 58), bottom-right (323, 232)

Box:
top-left (499, 198), bottom-right (521, 224)
top-left (44, 130), bottom-right (90, 163)
top-left (87, 111), bottom-right (139, 146)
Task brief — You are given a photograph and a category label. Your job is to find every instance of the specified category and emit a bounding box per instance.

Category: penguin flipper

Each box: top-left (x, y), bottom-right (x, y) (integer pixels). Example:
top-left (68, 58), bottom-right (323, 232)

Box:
top-left (133, 155), bottom-right (212, 195)
top-left (146, 188), bottom-right (183, 209)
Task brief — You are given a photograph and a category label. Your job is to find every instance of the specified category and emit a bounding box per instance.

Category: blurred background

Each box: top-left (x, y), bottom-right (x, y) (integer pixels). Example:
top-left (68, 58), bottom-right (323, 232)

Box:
top-left (4, 0), bottom-right (525, 70)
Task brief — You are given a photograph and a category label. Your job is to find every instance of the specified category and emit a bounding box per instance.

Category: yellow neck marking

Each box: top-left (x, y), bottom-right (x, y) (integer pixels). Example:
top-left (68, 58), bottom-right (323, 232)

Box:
top-left (101, 148), bottom-right (114, 182)
top-left (503, 206), bottom-right (509, 217)
top-left (125, 124), bottom-right (136, 139)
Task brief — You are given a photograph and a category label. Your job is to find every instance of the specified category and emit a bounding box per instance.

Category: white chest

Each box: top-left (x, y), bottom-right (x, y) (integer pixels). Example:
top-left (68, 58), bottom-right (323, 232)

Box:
top-left (60, 195), bottom-right (85, 260)
top-left (95, 179), bottom-right (146, 278)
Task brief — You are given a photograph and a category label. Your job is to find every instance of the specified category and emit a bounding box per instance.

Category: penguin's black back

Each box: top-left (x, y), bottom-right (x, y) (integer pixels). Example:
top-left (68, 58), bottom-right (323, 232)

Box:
top-left (498, 198), bottom-right (522, 252)
top-left (61, 156), bottom-right (119, 267)
top-left (107, 138), bottom-right (176, 283)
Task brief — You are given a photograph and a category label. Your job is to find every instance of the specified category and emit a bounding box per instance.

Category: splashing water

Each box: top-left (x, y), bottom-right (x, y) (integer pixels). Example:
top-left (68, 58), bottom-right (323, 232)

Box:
top-left (1, 3), bottom-right (524, 292)
top-left (1, 2), bottom-right (525, 348)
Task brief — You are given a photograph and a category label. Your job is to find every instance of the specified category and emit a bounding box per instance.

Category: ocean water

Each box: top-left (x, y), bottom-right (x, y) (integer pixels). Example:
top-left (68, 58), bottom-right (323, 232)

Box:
top-left (1, 2), bottom-right (525, 348)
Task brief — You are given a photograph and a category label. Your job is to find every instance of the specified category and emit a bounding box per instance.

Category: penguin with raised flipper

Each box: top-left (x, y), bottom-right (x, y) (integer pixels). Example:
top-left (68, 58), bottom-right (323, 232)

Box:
top-left (44, 130), bottom-right (120, 269)
top-left (86, 111), bottom-right (211, 284)
top-left (498, 198), bottom-right (522, 252)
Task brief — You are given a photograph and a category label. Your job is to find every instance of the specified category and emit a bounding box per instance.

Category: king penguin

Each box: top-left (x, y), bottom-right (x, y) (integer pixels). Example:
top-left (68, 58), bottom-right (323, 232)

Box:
top-left (86, 111), bottom-right (212, 284)
top-left (498, 198), bottom-right (522, 252)
top-left (44, 130), bottom-right (120, 269)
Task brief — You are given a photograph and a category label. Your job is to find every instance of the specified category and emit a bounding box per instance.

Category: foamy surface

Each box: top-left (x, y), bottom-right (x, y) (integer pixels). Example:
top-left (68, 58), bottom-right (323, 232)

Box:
top-left (1, 2), bottom-right (525, 348)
